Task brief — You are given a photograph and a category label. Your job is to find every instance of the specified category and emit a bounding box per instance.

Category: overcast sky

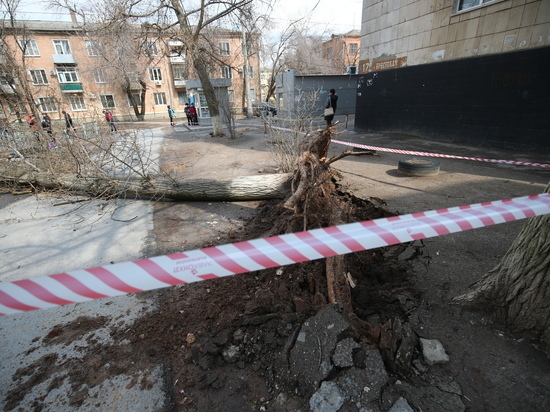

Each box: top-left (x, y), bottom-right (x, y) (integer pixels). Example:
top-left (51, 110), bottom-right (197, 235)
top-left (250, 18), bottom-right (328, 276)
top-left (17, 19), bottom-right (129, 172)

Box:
top-left (11, 0), bottom-right (363, 36)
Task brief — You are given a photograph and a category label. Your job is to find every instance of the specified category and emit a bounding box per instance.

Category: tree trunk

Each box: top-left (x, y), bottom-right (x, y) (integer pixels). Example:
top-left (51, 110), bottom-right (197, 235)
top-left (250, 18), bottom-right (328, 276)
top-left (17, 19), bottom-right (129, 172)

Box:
top-left (192, 57), bottom-right (224, 136)
top-left (242, 25), bottom-right (253, 119)
top-left (169, 0), bottom-right (225, 137)
top-left (283, 129), bottom-right (354, 313)
top-left (0, 170), bottom-right (291, 201)
top-left (453, 184), bottom-right (550, 355)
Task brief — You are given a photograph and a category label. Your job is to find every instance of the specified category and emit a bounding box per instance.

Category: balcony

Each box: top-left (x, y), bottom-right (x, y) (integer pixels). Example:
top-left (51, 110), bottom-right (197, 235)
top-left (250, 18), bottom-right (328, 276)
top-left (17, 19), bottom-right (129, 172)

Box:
top-left (59, 83), bottom-right (83, 93)
top-left (170, 55), bottom-right (186, 63)
top-left (1, 83), bottom-right (16, 94)
top-left (52, 54), bottom-right (76, 64)
top-left (174, 79), bottom-right (186, 88)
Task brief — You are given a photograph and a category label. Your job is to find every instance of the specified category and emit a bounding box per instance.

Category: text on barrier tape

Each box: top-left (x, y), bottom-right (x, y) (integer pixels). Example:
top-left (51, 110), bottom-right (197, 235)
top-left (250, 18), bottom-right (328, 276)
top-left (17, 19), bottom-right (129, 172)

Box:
top-left (1, 193), bottom-right (549, 316)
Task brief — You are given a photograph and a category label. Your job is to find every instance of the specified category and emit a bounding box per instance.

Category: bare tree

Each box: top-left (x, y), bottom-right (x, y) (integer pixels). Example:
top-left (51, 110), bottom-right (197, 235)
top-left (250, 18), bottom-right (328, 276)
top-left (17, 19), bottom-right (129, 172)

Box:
top-left (323, 31), bottom-right (360, 74)
top-left (283, 26), bottom-right (326, 75)
top-left (0, 0), bottom-right (44, 121)
top-left (232, 4), bottom-right (267, 117)
top-left (260, 0), bottom-right (319, 102)
top-left (130, 0), bottom-right (253, 136)
top-left (82, 23), bottom-right (161, 121)
top-left (262, 28), bottom-right (293, 103)
top-left (55, 0), bottom-right (254, 135)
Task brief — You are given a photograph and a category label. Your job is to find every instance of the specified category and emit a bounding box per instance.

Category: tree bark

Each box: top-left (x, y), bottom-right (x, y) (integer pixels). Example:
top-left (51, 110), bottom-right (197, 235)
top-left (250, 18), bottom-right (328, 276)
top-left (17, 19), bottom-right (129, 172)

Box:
top-left (0, 170), bottom-right (291, 201)
top-left (453, 184), bottom-right (550, 355)
top-left (283, 129), bottom-right (354, 313)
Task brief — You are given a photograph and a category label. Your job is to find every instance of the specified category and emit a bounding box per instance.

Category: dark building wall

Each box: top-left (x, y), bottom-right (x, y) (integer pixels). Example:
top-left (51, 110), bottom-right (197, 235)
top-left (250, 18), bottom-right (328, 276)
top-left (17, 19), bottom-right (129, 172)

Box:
top-left (276, 70), bottom-right (358, 117)
top-left (355, 47), bottom-right (550, 153)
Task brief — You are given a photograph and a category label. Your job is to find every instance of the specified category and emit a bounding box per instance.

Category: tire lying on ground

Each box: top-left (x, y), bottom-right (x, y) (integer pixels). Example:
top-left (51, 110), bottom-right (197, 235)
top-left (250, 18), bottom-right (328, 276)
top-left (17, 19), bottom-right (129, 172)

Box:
top-left (398, 158), bottom-right (440, 176)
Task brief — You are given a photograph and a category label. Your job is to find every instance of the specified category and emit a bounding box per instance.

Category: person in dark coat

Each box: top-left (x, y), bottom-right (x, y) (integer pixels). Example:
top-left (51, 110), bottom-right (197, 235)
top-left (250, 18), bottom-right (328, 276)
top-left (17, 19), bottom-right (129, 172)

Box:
top-left (62, 110), bottom-right (77, 133)
top-left (188, 104), bottom-right (198, 125)
top-left (184, 103), bottom-right (192, 125)
top-left (324, 88), bottom-right (338, 128)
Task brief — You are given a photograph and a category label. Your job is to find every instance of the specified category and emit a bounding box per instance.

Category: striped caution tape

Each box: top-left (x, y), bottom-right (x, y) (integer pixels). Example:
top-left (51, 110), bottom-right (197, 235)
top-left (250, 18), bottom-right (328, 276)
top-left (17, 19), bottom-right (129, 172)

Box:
top-left (1, 193), bottom-right (549, 316)
top-left (236, 121), bottom-right (550, 169)
top-left (331, 139), bottom-right (550, 169)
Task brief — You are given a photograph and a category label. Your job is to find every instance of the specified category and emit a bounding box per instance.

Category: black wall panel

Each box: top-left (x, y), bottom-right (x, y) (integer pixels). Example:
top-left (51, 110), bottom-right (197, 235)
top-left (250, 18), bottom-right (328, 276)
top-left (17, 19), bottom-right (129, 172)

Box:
top-left (355, 47), bottom-right (550, 153)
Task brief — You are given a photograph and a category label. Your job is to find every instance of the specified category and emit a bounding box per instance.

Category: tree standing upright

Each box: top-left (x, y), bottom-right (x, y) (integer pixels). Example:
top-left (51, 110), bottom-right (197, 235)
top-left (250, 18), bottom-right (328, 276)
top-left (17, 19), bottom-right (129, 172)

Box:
top-left (0, 0), bottom-right (47, 122)
top-left (58, 0), bottom-right (254, 136)
top-left (453, 182), bottom-right (550, 356)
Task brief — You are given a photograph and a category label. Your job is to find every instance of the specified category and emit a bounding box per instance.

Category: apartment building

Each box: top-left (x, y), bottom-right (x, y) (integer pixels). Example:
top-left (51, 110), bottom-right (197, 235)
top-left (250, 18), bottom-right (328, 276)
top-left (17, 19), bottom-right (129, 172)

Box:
top-left (356, 0), bottom-right (550, 152)
top-left (0, 20), bottom-right (261, 123)
top-left (322, 29), bottom-right (361, 74)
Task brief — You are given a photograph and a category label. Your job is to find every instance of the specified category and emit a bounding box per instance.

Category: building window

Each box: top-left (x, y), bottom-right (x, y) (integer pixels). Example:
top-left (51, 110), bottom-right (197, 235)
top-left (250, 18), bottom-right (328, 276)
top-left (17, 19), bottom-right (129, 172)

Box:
top-left (53, 39), bottom-right (71, 54)
top-left (143, 40), bottom-right (158, 56)
top-left (0, 70), bottom-right (14, 86)
top-left (38, 97), bottom-right (57, 112)
top-left (247, 65), bottom-right (254, 78)
top-left (127, 93), bottom-right (142, 107)
top-left (29, 69), bottom-right (48, 85)
top-left (169, 42), bottom-right (185, 58)
top-left (8, 102), bottom-right (26, 114)
top-left (453, 0), bottom-right (504, 13)
top-left (100, 94), bottom-right (115, 109)
top-left (93, 67), bottom-right (107, 83)
top-left (56, 66), bottom-right (79, 83)
top-left (178, 91), bottom-right (187, 105)
top-left (348, 43), bottom-right (358, 55)
top-left (150, 67), bottom-right (162, 81)
top-left (249, 88), bottom-right (256, 101)
top-left (172, 65), bottom-right (187, 79)
top-left (68, 95), bottom-right (86, 111)
top-left (199, 93), bottom-right (210, 117)
top-left (85, 40), bottom-right (100, 56)
top-left (219, 42), bottom-right (230, 56)
top-left (153, 92), bottom-right (167, 105)
top-left (228, 89), bottom-right (235, 102)
top-left (17, 39), bottom-right (40, 56)
top-left (221, 65), bottom-right (232, 79)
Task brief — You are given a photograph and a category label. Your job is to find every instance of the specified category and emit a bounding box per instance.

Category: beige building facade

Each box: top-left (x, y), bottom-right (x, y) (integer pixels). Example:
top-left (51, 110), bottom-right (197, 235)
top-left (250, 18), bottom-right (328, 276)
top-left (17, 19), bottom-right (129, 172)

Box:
top-left (322, 29), bottom-right (361, 74)
top-left (355, 0), bottom-right (550, 152)
top-left (0, 20), bottom-right (261, 123)
top-left (359, 0), bottom-right (550, 72)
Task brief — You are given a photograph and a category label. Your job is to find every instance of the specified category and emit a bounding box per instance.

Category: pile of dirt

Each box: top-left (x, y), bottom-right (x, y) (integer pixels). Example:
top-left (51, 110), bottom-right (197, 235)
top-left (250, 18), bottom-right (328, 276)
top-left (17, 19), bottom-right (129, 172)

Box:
top-left (113, 193), bottom-right (423, 411)
top-left (4, 126), bottom-right (549, 411)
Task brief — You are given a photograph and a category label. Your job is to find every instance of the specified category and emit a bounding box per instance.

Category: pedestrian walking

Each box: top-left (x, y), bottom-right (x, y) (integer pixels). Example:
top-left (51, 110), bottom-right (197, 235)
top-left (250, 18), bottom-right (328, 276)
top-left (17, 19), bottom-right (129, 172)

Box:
top-left (41, 114), bottom-right (52, 135)
top-left (324, 89), bottom-right (338, 129)
top-left (62, 110), bottom-right (77, 133)
top-left (167, 105), bottom-right (176, 126)
top-left (42, 113), bottom-right (57, 147)
top-left (25, 114), bottom-right (41, 141)
top-left (103, 110), bottom-right (117, 132)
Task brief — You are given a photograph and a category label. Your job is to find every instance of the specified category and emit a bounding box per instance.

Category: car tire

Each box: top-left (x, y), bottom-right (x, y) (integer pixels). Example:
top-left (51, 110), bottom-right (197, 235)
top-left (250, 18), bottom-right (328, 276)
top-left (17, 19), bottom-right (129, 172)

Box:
top-left (398, 158), bottom-right (440, 176)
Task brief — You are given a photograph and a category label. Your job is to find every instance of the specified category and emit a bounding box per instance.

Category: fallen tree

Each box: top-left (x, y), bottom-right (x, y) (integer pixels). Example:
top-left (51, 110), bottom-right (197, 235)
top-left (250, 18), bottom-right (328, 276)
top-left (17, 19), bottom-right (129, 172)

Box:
top-left (0, 169), bottom-right (292, 201)
top-left (270, 127), bottom-right (380, 316)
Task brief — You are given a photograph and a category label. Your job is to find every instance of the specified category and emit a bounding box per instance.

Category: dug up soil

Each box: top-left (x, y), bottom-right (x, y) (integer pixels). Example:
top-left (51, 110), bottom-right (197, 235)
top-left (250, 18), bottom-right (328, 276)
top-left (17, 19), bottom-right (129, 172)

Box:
top-left (5, 122), bottom-right (550, 411)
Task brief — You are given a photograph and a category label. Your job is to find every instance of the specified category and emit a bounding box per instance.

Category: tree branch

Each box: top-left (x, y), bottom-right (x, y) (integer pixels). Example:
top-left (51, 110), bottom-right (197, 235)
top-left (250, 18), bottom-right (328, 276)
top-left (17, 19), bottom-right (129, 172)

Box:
top-left (325, 150), bottom-right (378, 165)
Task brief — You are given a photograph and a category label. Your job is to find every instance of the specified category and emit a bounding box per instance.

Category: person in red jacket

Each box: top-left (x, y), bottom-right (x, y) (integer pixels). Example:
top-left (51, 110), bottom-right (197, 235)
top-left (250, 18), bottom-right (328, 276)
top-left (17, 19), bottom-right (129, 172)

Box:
top-left (188, 104), bottom-right (198, 125)
top-left (103, 110), bottom-right (117, 132)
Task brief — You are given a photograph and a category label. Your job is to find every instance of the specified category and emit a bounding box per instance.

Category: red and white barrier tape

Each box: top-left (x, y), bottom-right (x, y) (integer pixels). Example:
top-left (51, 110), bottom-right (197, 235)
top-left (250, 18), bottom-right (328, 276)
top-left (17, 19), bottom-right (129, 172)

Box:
top-left (237, 122), bottom-right (550, 169)
top-left (1, 193), bottom-right (549, 316)
top-left (332, 139), bottom-right (550, 169)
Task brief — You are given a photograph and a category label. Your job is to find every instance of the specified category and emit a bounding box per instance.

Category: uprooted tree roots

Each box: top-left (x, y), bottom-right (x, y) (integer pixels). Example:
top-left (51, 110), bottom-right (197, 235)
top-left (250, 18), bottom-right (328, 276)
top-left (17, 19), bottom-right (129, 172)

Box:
top-left (272, 127), bottom-right (382, 319)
